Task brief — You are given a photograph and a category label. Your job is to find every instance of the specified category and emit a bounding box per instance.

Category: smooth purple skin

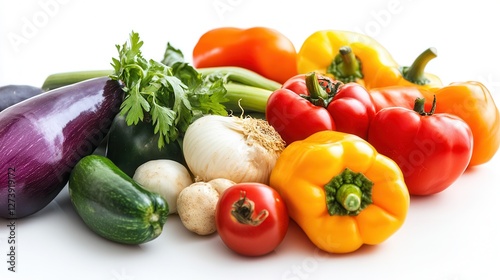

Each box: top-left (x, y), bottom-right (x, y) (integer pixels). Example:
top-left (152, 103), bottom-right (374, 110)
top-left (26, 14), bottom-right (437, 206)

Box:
top-left (0, 85), bottom-right (44, 112)
top-left (0, 77), bottom-right (123, 219)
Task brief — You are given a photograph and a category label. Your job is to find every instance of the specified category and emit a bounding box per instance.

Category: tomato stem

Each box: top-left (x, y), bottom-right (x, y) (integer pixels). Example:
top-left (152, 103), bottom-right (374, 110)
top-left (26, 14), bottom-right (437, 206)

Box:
top-left (231, 190), bottom-right (269, 226)
top-left (401, 47), bottom-right (437, 85)
top-left (324, 168), bottom-right (373, 216)
top-left (327, 46), bottom-right (363, 83)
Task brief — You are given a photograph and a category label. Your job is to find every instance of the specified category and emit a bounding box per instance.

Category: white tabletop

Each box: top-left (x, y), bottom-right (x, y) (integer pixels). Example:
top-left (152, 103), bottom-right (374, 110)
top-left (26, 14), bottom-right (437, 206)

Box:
top-left (1, 1), bottom-right (499, 279)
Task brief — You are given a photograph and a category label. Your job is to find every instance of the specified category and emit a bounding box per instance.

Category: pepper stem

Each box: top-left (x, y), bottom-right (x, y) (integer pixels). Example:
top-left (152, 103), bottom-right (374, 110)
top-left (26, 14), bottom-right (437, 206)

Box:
top-left (327, 46), bottom-right (363, 83)
top-left (413, 95), bottom-right (437, 116)
top-left (401, 47), bottom-right (437, 85)
top-left (304, 72), bottom-right (331, 107)
top-left (324, 168), bottom-right (373, 216)
top-left (306, 72), bottom-right (329, 99)
top-left (335, 184), bottom-right (362, 212)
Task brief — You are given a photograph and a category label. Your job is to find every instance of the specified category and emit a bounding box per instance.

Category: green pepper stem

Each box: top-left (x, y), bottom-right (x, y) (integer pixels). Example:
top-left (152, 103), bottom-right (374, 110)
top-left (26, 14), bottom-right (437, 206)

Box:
top-left (301, 72), bottom-right (341, 108)
top-left (335, 184), bottom-right (362, 212)
top-left (305, 72), bottom-right (330, 106)
top-left (327, 46), bottom-right (363, 83)
top-left (339, 46), bottom-right (360, 77)
top-left (413, 95), bottom-right (437, 116)
top-left (402, 47), bottom-right (437, 85)
top-left (324, 168), bottom-right (373, 216)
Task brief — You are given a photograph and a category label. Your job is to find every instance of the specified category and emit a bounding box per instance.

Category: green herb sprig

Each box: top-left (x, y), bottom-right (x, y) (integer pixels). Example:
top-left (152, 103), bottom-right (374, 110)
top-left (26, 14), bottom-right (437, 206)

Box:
top-left (110, 31), bottom-right (228, 149)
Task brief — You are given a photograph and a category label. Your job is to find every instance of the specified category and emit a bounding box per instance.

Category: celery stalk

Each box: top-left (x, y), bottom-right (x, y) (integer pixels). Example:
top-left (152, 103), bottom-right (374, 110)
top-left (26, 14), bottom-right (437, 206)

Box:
top-left (197, 67), bottom-right (281, 91)
top-left (40, 67), bottom-right (276, 114)
top-left (222, 83), bottom-right (271, 114)
top-left (42, 70), bottom-right (113, 91)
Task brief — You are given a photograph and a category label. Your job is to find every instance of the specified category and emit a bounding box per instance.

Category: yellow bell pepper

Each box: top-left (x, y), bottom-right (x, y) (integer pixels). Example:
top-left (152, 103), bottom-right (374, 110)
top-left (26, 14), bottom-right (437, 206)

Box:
top-left (297, 30), bottom-right (441, 90)
top-left (368, 47), bottom-right (443, 90)
top-left (269, 130), bottom-right (410, 253)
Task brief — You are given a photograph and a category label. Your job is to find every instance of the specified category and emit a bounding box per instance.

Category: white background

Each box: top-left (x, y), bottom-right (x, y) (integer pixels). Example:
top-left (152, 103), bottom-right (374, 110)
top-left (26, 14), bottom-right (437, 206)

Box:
top-left (1, 0), bottom-right (500, 279)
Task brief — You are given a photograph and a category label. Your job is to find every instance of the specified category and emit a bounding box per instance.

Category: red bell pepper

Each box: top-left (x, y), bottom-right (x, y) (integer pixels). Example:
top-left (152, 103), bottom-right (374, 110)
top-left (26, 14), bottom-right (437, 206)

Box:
top-left (266, 72), bottom-right (376, 144)
top-left (371, 83), bottom-right (500, 167)
top-left (327, 82), bottom-right (376, 140)
top-left (265, 74), bottom-right (335, 145)
top-left (192, 27), bottom-right (298, 84)
top-left (368, 97), bottom-right (473, 196)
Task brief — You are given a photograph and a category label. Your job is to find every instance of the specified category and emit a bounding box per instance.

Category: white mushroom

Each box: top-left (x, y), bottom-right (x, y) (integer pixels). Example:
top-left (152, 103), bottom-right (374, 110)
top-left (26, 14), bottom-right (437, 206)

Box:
top-left (177, 178), bottom-right (235, 235)
top-left (133, 159), bottom-right (193, 215)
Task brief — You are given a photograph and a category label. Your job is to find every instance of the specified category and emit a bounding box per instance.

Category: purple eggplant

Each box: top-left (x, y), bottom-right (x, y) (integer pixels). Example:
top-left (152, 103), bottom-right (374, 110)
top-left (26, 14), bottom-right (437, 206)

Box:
top-left (0, 77), bottom-right (123, 219)
top-left (0, 85), bottom-right (44, 112)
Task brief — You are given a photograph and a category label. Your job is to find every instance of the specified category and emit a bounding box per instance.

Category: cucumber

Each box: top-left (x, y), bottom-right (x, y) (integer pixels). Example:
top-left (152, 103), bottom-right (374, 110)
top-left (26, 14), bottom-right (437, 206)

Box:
top-left (68, 155), bottom-right (169, 245)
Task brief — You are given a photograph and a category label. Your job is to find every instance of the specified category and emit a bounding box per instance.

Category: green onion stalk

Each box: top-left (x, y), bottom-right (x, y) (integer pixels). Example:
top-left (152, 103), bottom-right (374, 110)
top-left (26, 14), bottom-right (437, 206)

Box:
top-left (41, 66), bottom-right (277, 116)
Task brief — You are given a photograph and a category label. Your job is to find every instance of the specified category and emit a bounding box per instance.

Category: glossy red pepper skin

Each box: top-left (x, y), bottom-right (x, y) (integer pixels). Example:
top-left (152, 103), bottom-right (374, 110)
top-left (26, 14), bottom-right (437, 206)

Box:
top-left (265, 87), bottom-right (335, 145)
top-left (281, 74), bottom-right (309, 94)
top-left (327, 83), bottom-right (376, 140)
top-left (279, 73), bottom-right (376, 140)
top-left (368, 99), bottom-right (473, 196)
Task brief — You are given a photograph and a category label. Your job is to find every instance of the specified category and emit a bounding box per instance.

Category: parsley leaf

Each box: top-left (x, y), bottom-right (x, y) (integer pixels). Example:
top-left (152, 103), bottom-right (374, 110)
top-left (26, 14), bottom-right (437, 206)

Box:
top-left (110, 31), bottom-right (228, 149)
top-left (161, 42), bottom-right (185, 67)
top-left (162, 43), bottom-right (229, 118)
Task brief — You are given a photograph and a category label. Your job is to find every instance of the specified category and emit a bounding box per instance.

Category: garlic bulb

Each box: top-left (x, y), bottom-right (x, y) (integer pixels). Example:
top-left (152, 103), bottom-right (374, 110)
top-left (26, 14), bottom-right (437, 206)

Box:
top-left (182, 115), bottom-right (285, 184)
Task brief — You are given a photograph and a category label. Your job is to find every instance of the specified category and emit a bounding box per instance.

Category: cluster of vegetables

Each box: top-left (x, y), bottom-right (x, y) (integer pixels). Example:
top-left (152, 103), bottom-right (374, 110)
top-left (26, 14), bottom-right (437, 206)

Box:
top-left (1, 27), bottom-right (499, 257)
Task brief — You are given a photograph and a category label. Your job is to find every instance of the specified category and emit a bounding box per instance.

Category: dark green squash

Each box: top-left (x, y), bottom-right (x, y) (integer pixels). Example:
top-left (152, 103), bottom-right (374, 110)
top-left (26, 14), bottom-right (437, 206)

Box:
top-left (68, 155), bottom-right (169, 245)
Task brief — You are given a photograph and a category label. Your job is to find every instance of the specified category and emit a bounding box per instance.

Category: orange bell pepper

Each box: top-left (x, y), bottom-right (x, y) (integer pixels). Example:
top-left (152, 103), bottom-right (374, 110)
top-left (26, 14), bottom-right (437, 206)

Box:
top-left (432, 81), bottom-right (500, 166)
top-left (269, 130), bottom-right (410, 253)
top-left (368, 82), bottom-right (500, 167)
top-left (369, 86), bottom-right (433, 112)
top-left (192, 27), bottom-right (298, 84)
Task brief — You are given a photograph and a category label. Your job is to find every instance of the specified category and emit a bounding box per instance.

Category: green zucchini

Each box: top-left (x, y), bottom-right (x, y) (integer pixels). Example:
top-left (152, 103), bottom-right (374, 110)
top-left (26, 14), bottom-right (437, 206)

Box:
top-left (68, 155), bottom-right (169, 245)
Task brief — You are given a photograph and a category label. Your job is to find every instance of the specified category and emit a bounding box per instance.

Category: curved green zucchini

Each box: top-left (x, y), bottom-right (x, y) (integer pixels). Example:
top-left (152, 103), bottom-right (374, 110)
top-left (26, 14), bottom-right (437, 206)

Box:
top-left (68, 155), bottom-right (169, 244)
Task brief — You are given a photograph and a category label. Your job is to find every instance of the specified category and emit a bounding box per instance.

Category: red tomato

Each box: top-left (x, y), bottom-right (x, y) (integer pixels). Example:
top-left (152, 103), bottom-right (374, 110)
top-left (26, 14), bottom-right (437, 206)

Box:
top-left (215, 183), bottom-right (289, 257)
